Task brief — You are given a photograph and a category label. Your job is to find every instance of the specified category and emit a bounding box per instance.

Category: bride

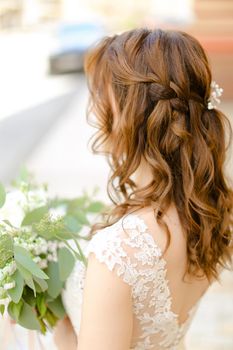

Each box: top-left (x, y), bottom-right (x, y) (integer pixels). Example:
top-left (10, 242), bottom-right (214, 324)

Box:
top-left (53, 27), bottom-right (233, 350)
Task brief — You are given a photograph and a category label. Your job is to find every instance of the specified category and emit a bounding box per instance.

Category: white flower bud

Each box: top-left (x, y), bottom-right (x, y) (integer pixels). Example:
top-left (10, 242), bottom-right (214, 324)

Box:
top-left (2, 262), bottom-right (16, 276)
top-left (47, 254), bottom-right (54, 261)
top-left (48, 241), bottom-right (58, 253)
top-left (7, 261), bottom-right (17, 276)
top-left (38, 260), bottom-right (48, 269)
top-left (0, 296), bottom-right (11, 306)
top-left (33, 256), bottom-right (41, 263)
top-left (58, 242), bottom-right (66, 248)
top-left (52, 252), bottom-right (58, 262)
top-left (4, 281), bottom-right (15, 290)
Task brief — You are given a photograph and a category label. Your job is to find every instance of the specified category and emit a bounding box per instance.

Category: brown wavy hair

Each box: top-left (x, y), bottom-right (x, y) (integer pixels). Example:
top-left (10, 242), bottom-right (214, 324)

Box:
top-left (84, 27), bottom-right (233, 283)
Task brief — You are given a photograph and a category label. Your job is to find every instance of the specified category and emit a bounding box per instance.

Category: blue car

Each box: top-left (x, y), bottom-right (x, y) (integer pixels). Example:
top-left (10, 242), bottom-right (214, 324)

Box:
top-left (48, 21), bottom-right (106, 74)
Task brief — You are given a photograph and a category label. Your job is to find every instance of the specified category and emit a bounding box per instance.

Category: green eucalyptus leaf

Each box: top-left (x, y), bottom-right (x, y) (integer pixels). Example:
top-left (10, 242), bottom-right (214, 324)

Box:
top-left (47, 295), bottom-right (66, 319)
top-left (0, 182), bottom-right (6, 208)
top-left (8, 300), bottom-right (23, 322)
top-left (86, 201), bottom-right (105, 213)
top-left (44, 309), bottom-right (58, 328)
top-left (34, 281), bottom-right (43, 293)
top-left (36, 294), bottom-right (47, 318)
top-left (18, 301), bottom-right (41, 331)
top-left (14, 245), bottom-right (49, 280)
top-left (67, 197), bottom-right (87, 212)
top-left (75, 211), bottom-right (89, 225)
top-left (38, 317), bottom-right (47, 334)
top-left (16, 261), bottom-right (32, 280)
top-left (58, 247), bottom-right (75, 281)
top-left (74, 196), bottom-right (88, 206)
top-left (54, 230), bottom-right (74, 240)
top-left (0, 234), bottom-right (14, 268)
top-left (22, 286), bottom-right (36, 306)
top-left (44, 293), bottom-right (54, 303)
top-left (0, 305), bottom-right (5, 315)
top-left (33, 276), bottom-right (48, 292)
top-left (45, 261), bottom-right (63, 299)
top-left (22, 206), bottom-right (48, 226)
top-left (25, 276), bottom-right (36, 297)
top-left (7, 270), bottom-right (24, 303)
top-left (64, 215), bottom-right (82, 233)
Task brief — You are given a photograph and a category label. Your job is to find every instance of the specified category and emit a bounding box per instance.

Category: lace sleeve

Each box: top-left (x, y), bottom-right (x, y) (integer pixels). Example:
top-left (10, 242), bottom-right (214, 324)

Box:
top-left (84, 214), bottom-right (163, 292)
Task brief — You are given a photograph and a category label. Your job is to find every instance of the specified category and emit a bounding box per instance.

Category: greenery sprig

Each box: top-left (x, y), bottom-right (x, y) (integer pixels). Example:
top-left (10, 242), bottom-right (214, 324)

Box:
top-left (0, 168), bottom-right (108, 334)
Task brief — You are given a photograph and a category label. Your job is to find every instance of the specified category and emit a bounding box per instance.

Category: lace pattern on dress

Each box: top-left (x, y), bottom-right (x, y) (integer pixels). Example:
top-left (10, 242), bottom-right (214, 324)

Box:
top-left (63, 213), bottom-right (201, 350)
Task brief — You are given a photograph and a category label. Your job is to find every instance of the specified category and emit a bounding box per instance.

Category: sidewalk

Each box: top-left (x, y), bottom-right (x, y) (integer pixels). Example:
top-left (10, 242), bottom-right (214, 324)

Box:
top-left (25, 75), bottom-right (110, 203)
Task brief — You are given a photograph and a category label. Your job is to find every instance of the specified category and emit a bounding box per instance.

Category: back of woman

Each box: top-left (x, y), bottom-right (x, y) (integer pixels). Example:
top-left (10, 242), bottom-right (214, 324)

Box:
top-left (131, 205), bottom-right (212, 348)
top-left (137, 203), bottom-right (211, 321)
top-left (57, 27), bottom-right (233, 350)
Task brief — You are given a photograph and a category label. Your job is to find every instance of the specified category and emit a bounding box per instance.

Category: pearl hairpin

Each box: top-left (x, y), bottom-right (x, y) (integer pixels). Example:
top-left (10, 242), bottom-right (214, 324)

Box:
top-left (207, 81), bottom-right (223, 110)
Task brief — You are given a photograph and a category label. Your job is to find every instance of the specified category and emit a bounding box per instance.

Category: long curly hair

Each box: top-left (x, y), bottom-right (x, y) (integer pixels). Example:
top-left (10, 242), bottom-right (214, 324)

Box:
top-left (84, 27), bottom-right (233, 283)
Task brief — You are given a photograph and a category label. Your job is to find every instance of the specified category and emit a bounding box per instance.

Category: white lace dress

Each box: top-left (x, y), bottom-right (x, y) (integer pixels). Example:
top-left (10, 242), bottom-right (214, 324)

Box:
top-left (62, 213), bottom-right (203, 350)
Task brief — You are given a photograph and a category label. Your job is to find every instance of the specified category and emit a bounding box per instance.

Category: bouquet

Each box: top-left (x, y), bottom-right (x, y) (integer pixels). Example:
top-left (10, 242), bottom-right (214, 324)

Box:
top-left (0, 168), bottom-right (107, 334)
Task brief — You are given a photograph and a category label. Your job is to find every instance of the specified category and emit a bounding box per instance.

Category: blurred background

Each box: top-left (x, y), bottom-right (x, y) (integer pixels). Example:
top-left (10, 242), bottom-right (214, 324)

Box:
top-left (0, 0), bottom-right (232, 349)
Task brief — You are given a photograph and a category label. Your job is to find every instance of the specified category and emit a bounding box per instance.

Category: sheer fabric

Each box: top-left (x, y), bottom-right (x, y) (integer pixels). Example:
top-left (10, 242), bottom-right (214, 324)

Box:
top-left (62, 213), bottom-right (209, 350)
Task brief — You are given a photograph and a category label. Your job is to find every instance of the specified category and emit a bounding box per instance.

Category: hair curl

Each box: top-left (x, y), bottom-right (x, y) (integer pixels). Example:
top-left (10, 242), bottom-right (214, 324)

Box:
top-left (84, 28), bottom-right (233, 283)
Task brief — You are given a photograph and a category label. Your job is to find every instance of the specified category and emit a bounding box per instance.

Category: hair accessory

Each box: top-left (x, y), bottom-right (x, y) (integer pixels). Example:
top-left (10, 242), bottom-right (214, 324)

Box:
top-left (207, 81), bottom-right (223, 110)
